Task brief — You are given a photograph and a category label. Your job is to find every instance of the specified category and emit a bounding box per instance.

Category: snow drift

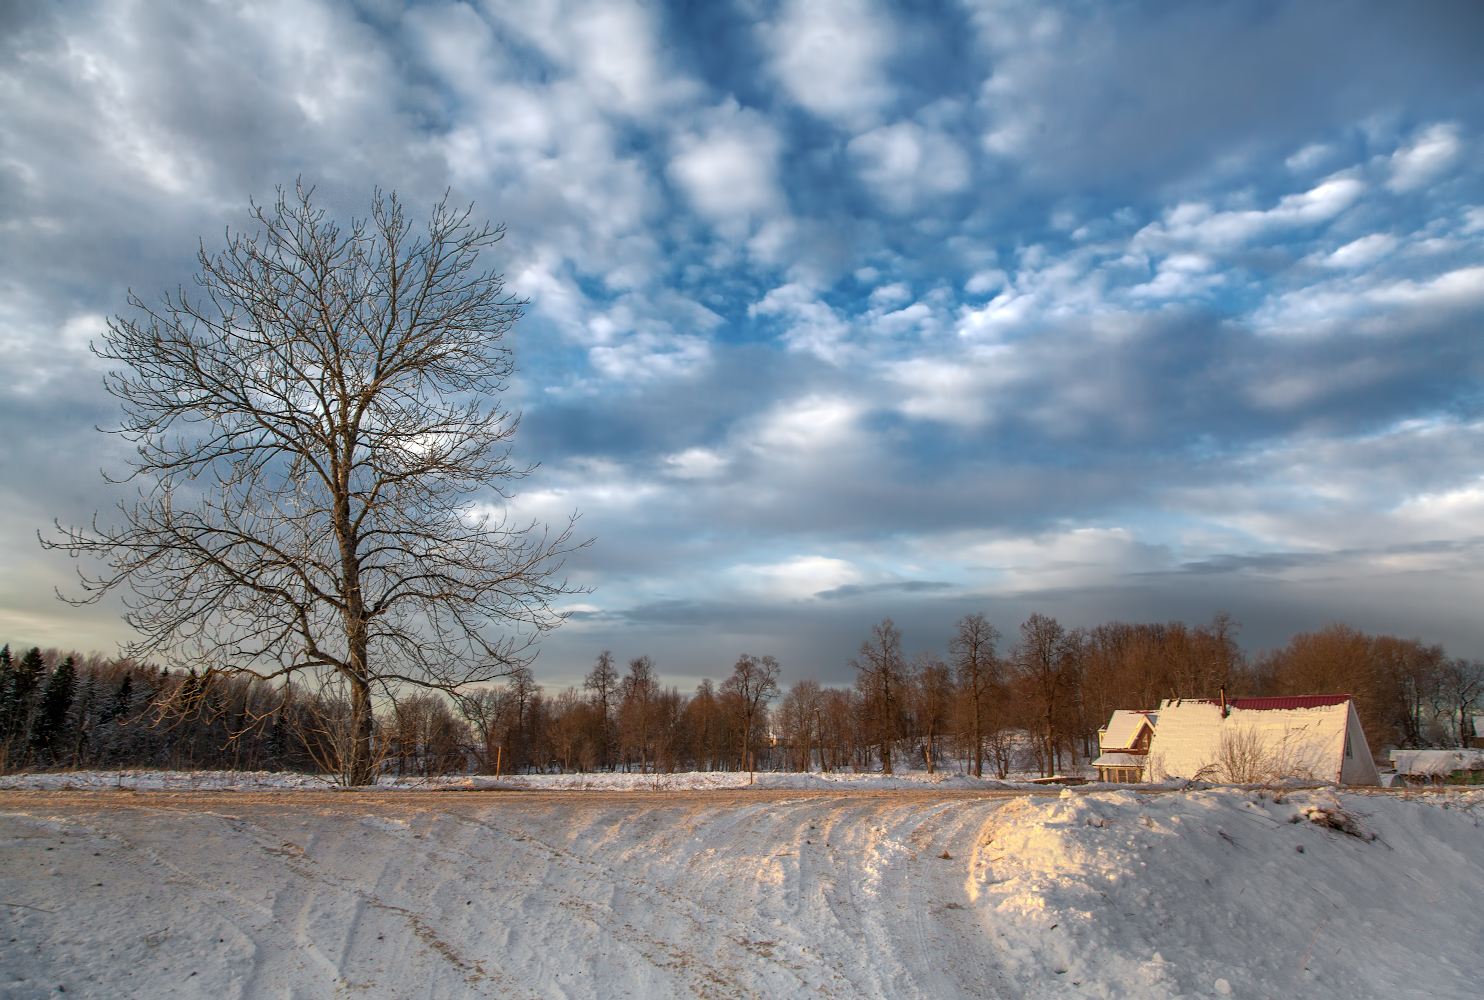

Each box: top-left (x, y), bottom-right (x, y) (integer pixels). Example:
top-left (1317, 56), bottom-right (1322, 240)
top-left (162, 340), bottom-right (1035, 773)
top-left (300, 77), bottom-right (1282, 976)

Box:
top-left (0, 784), bottom-right (1479, 998)
top-left (970, 786), bottom-right (1483, 997)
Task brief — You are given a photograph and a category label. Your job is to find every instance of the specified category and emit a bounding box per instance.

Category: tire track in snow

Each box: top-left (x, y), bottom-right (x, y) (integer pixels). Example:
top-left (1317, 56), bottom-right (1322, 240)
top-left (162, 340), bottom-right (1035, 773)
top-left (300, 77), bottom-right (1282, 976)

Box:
top-left (411, 803), bottom-right (861, 1000)
top-left (1, 791), bottom-right (1028, 999)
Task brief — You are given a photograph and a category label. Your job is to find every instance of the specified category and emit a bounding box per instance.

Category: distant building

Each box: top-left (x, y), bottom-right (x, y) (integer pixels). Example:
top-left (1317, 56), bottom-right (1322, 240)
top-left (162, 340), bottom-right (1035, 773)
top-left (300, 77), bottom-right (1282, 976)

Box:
top-left (1390, 749), bottom-right (1484, 785)
top-left (1093, 709), bottom-right (1157, 783)
top-left (1094, 695), bottom-right (1380, 786)
top-left (1470, 716), bottom-right (1484, 750)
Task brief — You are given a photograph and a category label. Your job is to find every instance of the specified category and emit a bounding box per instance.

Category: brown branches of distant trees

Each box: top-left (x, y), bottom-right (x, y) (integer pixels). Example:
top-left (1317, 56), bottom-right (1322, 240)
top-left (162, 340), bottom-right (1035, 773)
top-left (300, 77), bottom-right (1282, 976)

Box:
top-left (2, 613), bottom-right (1479, 778)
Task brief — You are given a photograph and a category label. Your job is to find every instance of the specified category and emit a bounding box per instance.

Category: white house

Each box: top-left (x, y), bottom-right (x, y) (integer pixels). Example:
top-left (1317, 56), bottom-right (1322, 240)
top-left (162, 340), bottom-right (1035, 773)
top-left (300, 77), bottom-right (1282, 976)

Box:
top-left (1093, 709), bottom-right (1157, 783)
top-left (1142, 695), bottom-right (1379, 786)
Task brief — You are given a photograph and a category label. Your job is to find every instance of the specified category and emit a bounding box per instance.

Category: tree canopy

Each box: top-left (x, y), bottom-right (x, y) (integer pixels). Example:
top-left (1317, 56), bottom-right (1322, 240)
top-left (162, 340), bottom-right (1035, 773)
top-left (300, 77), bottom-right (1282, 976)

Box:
top-left (45, 183), bottom-right (585, 784)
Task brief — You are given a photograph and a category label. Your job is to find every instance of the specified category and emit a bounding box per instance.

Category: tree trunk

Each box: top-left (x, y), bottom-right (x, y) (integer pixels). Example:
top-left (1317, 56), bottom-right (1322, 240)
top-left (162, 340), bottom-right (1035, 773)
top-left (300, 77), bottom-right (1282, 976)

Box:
top-left (972, 696), bottom-right (982, 778)
top-left (348, 667), bottom-right (375, 786)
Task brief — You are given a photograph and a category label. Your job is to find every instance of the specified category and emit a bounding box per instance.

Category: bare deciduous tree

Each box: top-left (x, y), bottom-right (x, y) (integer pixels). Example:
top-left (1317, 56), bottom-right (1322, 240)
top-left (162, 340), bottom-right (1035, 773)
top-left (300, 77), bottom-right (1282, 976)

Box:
top-left (1438, 658), bottom-right (1484, 749)
top-left (721, 653), bottom-right (780, 780)
top-left (618, 655), bottom-right (658, 772)
top-left (948, 612), bottom-right (1000, 777)
top-left (584, 649), bottom-right (619, 769)
top-left (1013, 613), bottom-right (1081, 777)
top-left (851, 618), bottom-right (906, 774)
top-left (778, 678), bottom-right (822, 772)
top-left (44, 183), bottom-right (585, 785)
top-left (910, 651), bottom-right (953, 774)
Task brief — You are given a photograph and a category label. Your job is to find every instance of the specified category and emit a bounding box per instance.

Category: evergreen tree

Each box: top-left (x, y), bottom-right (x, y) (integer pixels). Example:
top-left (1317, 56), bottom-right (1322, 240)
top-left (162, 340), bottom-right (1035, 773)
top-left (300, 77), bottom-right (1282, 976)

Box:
top-left (2, 647), bottom-right (44, 744)
top-left (0, 645), bottom-right (12, 704)
top-left (31, 655), bottom-right (77, 760)
top-left (179, 668), bottom-right (201, 715)
top-left (101, 674), bottom-right (133, 724)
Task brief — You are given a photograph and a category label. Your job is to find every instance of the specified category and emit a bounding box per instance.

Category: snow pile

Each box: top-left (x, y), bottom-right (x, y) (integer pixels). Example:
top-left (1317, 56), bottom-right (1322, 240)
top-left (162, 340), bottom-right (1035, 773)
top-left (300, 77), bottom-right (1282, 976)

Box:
top-left (969, 787), bottom-right (1484, 998)
top-left (3, 782), bottom-right (1481, 998)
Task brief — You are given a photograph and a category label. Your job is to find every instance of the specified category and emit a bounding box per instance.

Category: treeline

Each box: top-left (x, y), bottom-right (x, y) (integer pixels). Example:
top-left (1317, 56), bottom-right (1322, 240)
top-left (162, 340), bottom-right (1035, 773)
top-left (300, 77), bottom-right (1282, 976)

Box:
top-left (3, 613), bottom-right (1480, 777)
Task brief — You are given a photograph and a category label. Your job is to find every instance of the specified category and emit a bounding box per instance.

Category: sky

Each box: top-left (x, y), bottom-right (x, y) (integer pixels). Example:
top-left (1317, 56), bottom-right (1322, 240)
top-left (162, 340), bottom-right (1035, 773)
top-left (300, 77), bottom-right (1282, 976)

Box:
top-left (2, 0), bottom-right (1484, 691)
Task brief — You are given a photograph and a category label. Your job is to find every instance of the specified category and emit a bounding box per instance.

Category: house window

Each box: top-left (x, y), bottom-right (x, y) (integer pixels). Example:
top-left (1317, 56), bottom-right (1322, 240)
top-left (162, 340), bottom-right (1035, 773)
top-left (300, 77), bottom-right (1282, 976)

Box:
top-left (1345, 736), bottom-right (1353, 759)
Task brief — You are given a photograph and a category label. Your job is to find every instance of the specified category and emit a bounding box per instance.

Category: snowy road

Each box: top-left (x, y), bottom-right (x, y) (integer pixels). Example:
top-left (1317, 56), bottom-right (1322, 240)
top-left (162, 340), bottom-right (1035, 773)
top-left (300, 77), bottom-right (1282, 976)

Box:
top-left (2, 786), bottom-right (1481, 999)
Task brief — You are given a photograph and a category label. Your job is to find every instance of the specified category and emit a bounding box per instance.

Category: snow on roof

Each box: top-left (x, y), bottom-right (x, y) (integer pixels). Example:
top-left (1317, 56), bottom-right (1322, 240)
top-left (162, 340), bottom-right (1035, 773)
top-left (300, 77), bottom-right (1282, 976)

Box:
top-left (1092, 752), bottom-right (1147, 768)
top-left (1146, 697), bottom-right (1369, 784)
top-left (1225, 695), bottom-right (1351, 711)
top-left (1390, 749), bottom-right (1484, 776)
top-left (1100, 710), bottom-right (1155, 751)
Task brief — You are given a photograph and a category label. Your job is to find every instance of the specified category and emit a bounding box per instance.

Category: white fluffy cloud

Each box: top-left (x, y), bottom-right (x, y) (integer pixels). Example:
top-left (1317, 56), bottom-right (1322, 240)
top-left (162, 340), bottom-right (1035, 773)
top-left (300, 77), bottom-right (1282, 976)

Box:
top-left (1388, 123), bottom-right (1462, 193)
top-left (848, 121), bottom-right (970, 212)
top-left (668, 101), bottom-right (784, 234)
top-left (761, 0), bottom-right (895, 130)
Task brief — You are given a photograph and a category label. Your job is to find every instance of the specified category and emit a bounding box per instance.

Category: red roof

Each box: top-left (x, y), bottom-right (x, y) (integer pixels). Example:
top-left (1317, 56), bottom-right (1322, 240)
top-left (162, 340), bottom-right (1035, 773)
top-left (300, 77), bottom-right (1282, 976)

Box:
top-left (1182, 695), bottom-right (1351, 711)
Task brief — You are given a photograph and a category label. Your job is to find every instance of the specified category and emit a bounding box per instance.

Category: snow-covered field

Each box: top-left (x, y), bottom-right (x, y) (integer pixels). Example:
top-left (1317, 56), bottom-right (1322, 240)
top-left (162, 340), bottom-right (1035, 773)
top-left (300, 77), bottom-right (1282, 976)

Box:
top-left (0, 768), bottom-right (1049, 793)
top-left (1, 781), bottom-right (1480, 999)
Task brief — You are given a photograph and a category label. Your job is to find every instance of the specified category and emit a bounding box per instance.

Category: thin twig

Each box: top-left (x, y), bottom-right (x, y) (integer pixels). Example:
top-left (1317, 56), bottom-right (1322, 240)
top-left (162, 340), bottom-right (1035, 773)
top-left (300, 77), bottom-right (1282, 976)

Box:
top-left (1299, 918), bottom-right (1327, 972)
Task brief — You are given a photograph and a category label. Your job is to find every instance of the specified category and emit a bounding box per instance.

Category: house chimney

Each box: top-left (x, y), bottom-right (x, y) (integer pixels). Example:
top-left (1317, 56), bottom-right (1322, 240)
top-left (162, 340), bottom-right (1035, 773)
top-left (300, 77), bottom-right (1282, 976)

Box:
top-left (1220, 685), bottom-right (1228, 719)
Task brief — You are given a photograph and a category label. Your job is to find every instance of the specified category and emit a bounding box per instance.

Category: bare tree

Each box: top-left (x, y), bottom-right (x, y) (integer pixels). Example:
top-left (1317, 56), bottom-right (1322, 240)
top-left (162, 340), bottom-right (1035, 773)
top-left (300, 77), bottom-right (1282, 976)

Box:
top-left (1438, 658), bottom-right (1484, 749)
top-left (1013, 613), bottom-right (1081, 777)
top-left (44, 183), bottom-right (585, 785)
top-left (618, 655), bottom-right (658, 772)
top-left (910, 651), bottom-right (953, 774)
top-left (721, 653), bottom-right (780, 780)
top-left (544, 687), bottom-right (587, 773)
top-left (584, 650), bottom-right (619, 769)
top-left (948, 613), bottom-right (1001, 777)
top-left (778, 679), bottom-right (822, 772)
top-left (851, 618), bottom-right (906, 774)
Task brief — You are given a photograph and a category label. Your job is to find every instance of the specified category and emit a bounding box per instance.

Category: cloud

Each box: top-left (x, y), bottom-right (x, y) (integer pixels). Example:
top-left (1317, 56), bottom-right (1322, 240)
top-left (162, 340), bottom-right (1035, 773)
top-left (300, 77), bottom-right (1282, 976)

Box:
top-left (668, 100), bottom-right (783, 233)
top-left (730, 555), bottom-right (868, 602)
top-left (815, 580), bottom-right (954, 599)
top-left (1321, 233), bottom-right (1398, 268)
top-left (4, 1), bottom-right (1484, 687)
top-left (1133, 176), bottom-right (1365, 256)
top-left (663, 447), bottom-right (728, 480)
top-left (750, 283), bottom-right (854, 362)
top-left (848, 121), bottom-right (970, 212)
top-left (761, 0), bottom-right (895, 130)
top-left (1388, 123), bottom-right (1462, 192)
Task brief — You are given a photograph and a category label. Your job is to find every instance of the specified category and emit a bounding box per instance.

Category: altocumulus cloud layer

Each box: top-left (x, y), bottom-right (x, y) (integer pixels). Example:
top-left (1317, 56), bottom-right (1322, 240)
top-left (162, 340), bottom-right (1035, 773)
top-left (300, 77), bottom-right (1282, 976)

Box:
top-left (3, 1), bottom-right (1484, 686)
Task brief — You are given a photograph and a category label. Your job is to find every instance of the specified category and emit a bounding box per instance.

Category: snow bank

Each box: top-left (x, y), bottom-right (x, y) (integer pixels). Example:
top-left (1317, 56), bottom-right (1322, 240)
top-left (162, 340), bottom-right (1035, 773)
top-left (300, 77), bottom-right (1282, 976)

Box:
top-left (970, 786), bottom-right (1484, 998)
top-left (1, 783), bottom-right (1480, 998)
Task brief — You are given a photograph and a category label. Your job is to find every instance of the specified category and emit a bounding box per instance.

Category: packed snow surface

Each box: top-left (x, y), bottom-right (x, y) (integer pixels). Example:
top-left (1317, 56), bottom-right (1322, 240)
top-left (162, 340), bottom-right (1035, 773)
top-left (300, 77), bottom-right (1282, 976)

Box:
top-left (1, 782), bottom-right (1480, 998)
